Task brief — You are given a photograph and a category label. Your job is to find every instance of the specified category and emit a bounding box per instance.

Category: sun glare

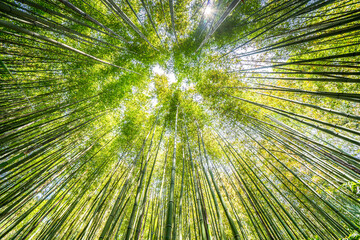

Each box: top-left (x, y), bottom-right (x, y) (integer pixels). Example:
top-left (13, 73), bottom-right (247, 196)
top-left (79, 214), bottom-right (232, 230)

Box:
top-left (204, 6), bottom-right (213, 17)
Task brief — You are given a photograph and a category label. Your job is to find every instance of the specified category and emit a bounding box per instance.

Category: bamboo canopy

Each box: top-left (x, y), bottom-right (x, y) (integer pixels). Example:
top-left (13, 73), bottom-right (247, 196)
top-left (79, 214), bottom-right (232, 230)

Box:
top-left (1, 0), bottom-right (360, 239)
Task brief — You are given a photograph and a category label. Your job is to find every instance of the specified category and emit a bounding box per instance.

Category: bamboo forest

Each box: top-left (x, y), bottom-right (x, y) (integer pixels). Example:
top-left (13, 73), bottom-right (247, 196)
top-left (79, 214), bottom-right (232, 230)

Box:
top-left (1, 0), bottom-right (360, 239)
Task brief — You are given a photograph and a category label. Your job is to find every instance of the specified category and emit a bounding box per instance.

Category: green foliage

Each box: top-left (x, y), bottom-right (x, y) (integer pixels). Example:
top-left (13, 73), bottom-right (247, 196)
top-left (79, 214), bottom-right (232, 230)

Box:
top-left (342, 231), bottom-right (360, 240)
top-left (342, 181), bottom-right (360, 200)
top-left (1, 0), bottom-right (360, 239)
